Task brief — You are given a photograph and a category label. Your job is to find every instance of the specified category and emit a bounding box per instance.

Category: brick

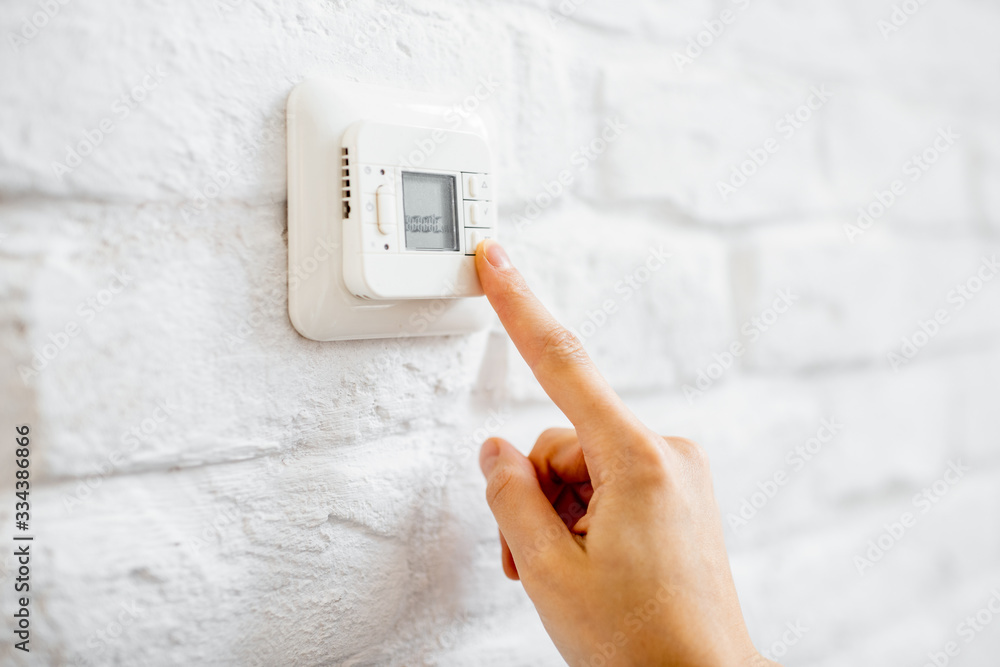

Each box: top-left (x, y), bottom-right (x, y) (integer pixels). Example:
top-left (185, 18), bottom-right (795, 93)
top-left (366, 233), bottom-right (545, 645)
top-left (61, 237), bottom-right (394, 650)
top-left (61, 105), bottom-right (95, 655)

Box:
top-left (598, 62), bottom-right (832, 222)
top-left (824, 90), bottom-right (973, 231)
top-left (732, 223), bottom-right (1000, 370)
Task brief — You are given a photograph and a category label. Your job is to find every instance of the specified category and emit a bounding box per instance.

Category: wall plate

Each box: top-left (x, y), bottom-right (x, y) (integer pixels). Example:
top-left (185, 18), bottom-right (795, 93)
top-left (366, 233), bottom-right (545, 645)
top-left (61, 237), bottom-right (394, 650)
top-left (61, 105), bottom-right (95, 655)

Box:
top-left (286, 79), bottom-right (495, 341)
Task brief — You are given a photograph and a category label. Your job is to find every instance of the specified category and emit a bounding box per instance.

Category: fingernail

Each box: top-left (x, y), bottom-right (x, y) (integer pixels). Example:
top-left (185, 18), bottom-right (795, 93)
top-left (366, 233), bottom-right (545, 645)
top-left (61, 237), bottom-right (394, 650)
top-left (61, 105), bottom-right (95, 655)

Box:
top-left (480, 439), bottom-right (501, 475)
top-left (483, 240), bottom-right (511, 269)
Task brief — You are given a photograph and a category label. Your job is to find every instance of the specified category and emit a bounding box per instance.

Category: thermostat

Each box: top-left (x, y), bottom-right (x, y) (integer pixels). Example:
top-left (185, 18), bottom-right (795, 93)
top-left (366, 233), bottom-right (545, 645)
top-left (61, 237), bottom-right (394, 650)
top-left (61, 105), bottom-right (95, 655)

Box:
top-left (286, 80), bottom-right (497, 341)
top-left (340, 121), bottom-right (496, 300)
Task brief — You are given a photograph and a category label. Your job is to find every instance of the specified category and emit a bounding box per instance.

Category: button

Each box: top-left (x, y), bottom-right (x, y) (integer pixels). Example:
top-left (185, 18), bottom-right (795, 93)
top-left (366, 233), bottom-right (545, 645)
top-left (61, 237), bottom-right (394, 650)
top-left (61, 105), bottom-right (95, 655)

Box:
top-left (465, 227), bottom-right (495, 255)
top-left (464, 200), bottom-right (493, 228)
top-left (463, 173), bottom-right (492, 200)
top-left (376, 185), bottom-right (396, 235)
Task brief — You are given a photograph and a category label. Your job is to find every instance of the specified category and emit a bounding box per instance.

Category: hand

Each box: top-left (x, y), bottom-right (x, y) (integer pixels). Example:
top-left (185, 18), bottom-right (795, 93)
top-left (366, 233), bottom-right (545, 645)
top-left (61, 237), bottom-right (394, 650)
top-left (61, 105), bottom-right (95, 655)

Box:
top-left (474, 240), bottom-right (778, 667)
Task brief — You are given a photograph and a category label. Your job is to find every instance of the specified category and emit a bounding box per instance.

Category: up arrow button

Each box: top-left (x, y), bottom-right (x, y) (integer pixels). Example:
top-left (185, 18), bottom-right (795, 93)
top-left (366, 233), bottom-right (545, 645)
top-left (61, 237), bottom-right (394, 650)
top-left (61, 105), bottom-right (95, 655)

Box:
top-left (464, 173), bottom-right (493, 200)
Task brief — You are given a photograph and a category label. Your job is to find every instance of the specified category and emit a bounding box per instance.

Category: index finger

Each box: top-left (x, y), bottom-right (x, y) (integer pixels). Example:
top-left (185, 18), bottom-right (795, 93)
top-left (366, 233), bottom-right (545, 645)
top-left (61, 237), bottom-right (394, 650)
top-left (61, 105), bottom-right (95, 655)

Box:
top-left (475, 240), bottom-right (637, 439)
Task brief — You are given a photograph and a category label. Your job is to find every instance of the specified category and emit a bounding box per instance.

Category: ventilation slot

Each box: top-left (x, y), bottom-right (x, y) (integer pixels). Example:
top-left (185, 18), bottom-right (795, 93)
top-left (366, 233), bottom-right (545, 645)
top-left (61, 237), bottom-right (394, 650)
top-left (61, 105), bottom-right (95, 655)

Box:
top-left (341, 147), bottom-right (351, 218)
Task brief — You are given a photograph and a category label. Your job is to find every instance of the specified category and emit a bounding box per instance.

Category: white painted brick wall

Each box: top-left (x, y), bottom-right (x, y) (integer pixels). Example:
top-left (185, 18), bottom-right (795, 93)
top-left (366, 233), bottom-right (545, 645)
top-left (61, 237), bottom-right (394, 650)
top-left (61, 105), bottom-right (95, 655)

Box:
top-left (1, 0), bottom-right (998, 665)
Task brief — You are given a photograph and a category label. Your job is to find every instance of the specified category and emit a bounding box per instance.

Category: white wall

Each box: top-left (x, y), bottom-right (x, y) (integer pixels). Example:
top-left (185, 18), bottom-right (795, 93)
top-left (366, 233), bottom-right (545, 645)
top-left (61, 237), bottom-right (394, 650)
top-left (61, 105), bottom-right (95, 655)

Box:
top-left (2, 0), bottom-right (1000, 665)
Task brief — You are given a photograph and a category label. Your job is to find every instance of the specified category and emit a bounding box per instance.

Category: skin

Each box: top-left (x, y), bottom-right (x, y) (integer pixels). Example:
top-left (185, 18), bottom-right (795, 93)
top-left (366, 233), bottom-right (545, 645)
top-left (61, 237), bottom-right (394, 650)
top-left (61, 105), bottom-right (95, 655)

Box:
top-left (474, 240), bottom-right (780, 667)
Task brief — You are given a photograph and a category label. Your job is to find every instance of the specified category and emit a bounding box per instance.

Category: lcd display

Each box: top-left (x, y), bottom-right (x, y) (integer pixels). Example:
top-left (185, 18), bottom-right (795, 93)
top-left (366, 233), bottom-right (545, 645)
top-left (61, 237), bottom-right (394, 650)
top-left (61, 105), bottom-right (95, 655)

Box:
top-left (401, 172), bottom-right (459, 251)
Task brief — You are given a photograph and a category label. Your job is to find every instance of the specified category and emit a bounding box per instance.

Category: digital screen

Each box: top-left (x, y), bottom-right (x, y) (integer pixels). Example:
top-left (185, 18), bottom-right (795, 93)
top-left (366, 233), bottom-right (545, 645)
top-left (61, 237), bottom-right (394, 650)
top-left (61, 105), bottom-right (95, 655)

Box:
top-left (401, 172), bottom-right (459, 251)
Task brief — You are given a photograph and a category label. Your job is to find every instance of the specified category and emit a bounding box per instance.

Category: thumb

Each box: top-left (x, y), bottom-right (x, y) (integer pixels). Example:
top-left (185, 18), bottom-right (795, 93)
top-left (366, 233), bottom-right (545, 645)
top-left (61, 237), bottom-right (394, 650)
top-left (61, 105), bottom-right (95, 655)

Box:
top-left (480, 438), bottom-right (579, 579)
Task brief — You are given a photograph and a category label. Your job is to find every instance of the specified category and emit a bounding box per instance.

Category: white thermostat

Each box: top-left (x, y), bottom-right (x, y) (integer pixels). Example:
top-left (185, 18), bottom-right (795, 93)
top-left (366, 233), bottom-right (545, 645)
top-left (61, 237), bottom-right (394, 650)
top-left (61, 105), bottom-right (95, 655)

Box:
top-left (286, 80), bottom-right (497, 341)
top-left (340, 121), bottom-right (495, 300)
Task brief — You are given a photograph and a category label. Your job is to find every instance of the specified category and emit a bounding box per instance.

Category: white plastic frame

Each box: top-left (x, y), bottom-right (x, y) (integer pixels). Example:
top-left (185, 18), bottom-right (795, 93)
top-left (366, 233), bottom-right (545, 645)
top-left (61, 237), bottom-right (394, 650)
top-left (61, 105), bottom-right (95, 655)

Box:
top-left (286, 80), bottom-right (494, 341)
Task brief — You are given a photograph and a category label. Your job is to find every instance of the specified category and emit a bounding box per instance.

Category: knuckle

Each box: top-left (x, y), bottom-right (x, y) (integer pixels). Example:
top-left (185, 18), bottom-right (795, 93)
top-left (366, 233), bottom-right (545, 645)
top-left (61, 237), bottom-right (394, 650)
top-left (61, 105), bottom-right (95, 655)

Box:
top-left (537, 326), bottom-right (588, 369)
top-left (666, 436), bottom-right (711, 473)
top-left (538, 427), bottom-right (568, 443)
top-left (530, 428), bottom-right (562, 468)
top-left (632, 445), bottom-right (673, 486)
top-left (602, 434), bottom-right (672, 488)
top-left (607, 435), bottom-right (711, 493)
top-left (534, 427), bottom-right (574, 454)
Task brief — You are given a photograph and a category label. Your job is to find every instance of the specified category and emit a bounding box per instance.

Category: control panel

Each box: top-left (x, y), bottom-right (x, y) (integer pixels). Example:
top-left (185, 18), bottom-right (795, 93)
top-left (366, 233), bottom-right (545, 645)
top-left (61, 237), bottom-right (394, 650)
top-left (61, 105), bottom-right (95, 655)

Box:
top-left (341, 122), bottom-right (496, 300)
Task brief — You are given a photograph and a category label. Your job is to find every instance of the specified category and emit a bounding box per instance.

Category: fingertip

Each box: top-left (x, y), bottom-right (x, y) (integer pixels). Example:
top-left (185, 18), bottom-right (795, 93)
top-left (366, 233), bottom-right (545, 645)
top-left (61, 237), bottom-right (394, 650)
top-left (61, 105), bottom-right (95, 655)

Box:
top-left (479, 437), bottom-right (503, 476)
top-left (476, 241), bottom-right (509, 302)
top-left (481, 239), bottom-right (511, 269)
